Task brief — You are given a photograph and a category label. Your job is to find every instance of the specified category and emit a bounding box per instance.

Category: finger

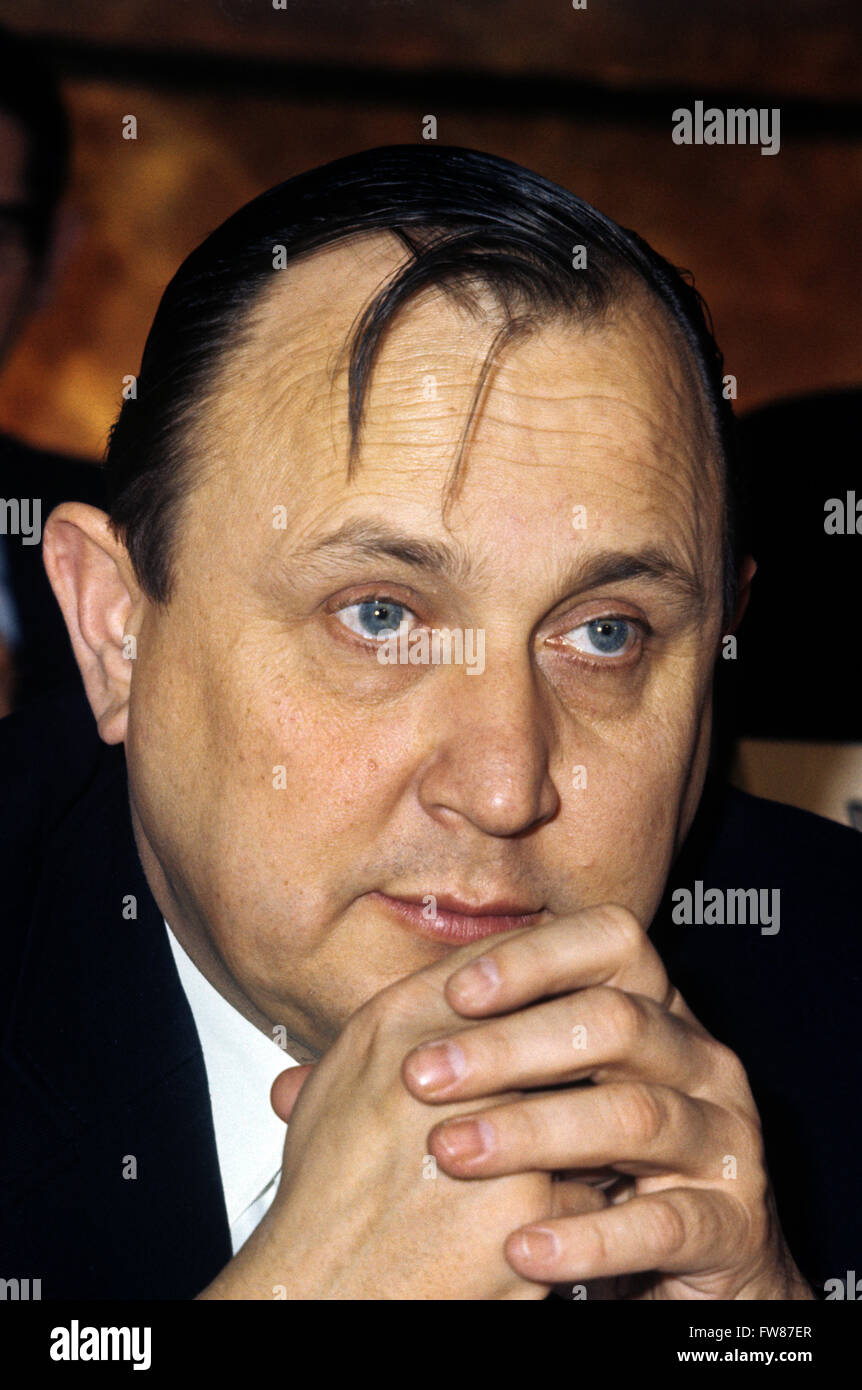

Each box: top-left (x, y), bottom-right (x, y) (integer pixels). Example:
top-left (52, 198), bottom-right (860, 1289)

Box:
top-left (403, 986), bottom-right (720, 1102)
top-left (444, 903), bottom-right (686, 1019)
top-left (429, 1081), bottom-right (746, 1181)
top-left (270, 1064), bottom-right (315, 1121)
top-left (551, 1178), bottom-right (612, 1219)
top-left (504, 1186), bottom-right (748, 1285)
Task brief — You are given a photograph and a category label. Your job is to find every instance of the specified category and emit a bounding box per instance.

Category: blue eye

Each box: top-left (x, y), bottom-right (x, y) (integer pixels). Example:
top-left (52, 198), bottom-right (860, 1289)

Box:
top-left (562, 617), bottom-right (636, 658)
top-left (336, 598), bottom-right (416, 641)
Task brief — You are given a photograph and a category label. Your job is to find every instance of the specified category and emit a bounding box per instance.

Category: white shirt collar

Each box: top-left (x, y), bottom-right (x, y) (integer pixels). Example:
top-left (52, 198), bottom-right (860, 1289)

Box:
top-left (163, 918), bottom-right (298, 1253)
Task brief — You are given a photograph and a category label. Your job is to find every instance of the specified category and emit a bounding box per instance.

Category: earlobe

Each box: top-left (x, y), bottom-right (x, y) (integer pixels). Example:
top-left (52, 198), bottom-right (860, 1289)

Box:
top-left (42, 503), bottom-right (142, 744)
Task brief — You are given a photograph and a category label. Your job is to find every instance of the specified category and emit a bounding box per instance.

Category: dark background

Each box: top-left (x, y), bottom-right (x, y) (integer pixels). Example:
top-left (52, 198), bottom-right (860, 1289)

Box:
top-left (1, 0), bottom-right (860, 457)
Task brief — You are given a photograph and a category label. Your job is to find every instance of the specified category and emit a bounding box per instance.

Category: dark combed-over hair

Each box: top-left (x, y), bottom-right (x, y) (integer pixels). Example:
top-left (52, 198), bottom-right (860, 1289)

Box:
top-left (104, 145), bottom-right (744, 620)
top-left (0, 24), bottom-right (70, 261)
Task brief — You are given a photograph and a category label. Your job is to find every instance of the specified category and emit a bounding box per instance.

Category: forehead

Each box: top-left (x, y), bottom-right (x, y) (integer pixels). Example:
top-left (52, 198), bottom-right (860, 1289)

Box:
top-left (189, 233), bottom-right (722, 573)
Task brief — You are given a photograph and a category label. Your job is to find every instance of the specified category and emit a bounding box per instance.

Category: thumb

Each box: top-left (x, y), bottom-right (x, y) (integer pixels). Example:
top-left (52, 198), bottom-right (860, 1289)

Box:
top-left (270, 1064), bottom-right (315, 1122)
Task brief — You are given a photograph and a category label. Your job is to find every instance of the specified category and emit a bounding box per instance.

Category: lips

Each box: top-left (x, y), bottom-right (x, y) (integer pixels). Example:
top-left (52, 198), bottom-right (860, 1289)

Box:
top-left (370, 890), bottom-right (546, 943)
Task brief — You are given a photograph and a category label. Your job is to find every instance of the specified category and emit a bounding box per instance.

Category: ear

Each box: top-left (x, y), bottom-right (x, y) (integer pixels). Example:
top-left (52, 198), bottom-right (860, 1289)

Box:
top-left (42, 503), bottom-right (144, 745)
top-left (730, 553), bottom-right (757, 631)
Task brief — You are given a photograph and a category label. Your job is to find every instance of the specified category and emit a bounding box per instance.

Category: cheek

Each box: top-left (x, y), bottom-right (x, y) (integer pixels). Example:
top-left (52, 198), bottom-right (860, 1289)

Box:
top-left (195, 649), bottom-right (414, 861)
top-left (553, 698), bottom-right (704, 914)
top-left (267, 696), bottom-right (411, 839)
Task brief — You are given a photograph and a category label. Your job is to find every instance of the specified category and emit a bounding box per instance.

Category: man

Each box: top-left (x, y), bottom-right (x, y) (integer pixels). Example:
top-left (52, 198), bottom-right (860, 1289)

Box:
top-left (1, 145), bottom-right (859, 1300)
top-left (0, 24), bottom-right (105, 714)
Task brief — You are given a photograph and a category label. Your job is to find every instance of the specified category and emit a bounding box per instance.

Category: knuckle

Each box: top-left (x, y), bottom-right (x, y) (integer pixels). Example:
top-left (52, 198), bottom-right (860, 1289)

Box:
top-left (356, 980), bottom-right (398, 1033)
top-left (610, 1082), bottom-right (666, 1148)
top-left (694, 1191), bottom-right (725, 1248)
top-left (478, 1022), bottom-right (515, 1073)
top-left (737, 1126), bottom-right (770, 1199)
top-left (701, 1189), bottom-right (744, 1263)
top-left (510, 1099), bottom-right (543, 1153)
top-left (744, 1168), bottom-right (770, 1228)
top-left (596, 987), bottom-right (643, 1054)
top-left (594, 902), bottom-right (644, 956)
top-left (718, 1109), bottom-right (767, 1202)
top-left (355, 975), bottom-right (426, 1045)
top-left (347, 992), bottom-right (394, 1068)
top-left (710, 1039), bottom-right (751, 1095)
top-left (645, 1197), bottom-right (688, 1260)
top-left (504, 927), bottom-right (549, 978)
top-left (580, 1215), bottom-right (615, 1271)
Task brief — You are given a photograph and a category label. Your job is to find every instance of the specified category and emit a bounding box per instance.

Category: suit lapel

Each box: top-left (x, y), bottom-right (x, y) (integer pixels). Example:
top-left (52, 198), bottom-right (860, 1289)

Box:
top-left (4, 744), bottom-right (232, 1297)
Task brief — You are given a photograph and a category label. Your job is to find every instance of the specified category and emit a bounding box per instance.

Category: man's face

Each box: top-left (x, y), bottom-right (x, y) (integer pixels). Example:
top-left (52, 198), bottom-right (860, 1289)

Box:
top-left (126, 234), bottom-right (725, 1054)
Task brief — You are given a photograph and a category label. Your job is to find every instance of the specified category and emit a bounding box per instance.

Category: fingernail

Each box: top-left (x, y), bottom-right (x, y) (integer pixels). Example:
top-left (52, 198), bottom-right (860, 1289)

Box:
top-left (449, 955), bottom-right (500, 1005)
top-left (408, 1041), bottom-right (467, 1092)
top-left (437, 1118), bottom-right (495, 1161)
top-left (515, 1228), bottom-right (560, 1262)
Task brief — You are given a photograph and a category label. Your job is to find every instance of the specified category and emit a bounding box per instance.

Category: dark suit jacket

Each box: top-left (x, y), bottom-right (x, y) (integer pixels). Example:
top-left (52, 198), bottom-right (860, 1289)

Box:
top-left (1, 692), bottom-right (860, 1299)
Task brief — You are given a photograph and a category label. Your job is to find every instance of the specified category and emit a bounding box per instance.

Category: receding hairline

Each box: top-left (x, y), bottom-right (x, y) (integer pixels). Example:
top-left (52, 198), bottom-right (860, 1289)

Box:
top-left (193, 227), bottom-right (707, 426)
top-left (178, 227), bottom-right (725, 543)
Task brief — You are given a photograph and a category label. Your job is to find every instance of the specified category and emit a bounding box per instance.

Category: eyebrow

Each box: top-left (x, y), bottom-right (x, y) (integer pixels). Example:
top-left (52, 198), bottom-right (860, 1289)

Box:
top-left (293, 518), bottom-right (472, 581)
top-left (291, 519), bottom-right (705, 609)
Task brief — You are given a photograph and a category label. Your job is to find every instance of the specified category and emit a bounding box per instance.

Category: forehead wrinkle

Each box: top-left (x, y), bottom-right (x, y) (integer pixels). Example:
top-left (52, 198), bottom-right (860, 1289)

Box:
top-left (453, 358), bottom-right (721, 556)
top-left (251, 299), bottom-right (502, 505)
top-left (463, 376), bottom-right (709, 461)
top-left (190, 255), bottom-right (724, 606)
top-left (198, 235), bottom-right (415, 477)
top-left (187, 337), bottom-right (336, 508)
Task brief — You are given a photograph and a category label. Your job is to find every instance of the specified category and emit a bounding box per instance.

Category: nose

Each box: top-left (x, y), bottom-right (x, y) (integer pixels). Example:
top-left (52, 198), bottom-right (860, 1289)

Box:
top-left (416, 651), bottom-right (560, 838)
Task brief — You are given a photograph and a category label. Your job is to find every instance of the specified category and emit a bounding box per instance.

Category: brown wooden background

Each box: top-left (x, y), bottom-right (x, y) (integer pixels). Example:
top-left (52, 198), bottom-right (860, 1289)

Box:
top-left (0, 0), bottom-right (860, 463)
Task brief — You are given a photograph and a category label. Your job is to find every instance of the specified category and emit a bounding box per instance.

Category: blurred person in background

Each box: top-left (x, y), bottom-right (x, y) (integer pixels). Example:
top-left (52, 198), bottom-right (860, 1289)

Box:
top-left (0, 22), bottom-right (104, 717)
top-left (730, 389), bottom-right (862, 831)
